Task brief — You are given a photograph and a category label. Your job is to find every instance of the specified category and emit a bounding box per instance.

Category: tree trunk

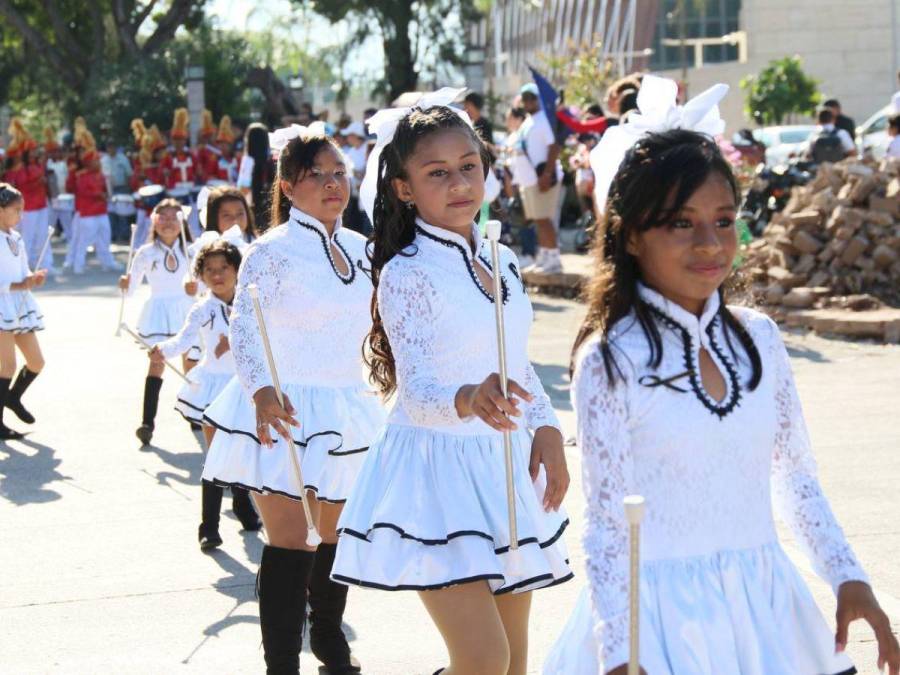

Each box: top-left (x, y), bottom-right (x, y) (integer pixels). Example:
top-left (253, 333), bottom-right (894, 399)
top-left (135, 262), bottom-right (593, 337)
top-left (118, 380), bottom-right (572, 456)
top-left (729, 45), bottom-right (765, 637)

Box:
top-left (380, 2), bottom-right (417, 103)
top-left (245, 66), bottom-right (302, 125)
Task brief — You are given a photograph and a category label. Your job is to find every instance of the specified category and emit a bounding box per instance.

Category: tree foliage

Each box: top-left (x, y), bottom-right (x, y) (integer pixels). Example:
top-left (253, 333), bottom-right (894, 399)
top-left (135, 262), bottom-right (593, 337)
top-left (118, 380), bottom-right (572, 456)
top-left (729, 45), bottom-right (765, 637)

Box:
top-left (295, 0), bottom-right (483, 103)
top-left (740, 56), bottom-right (822, 126)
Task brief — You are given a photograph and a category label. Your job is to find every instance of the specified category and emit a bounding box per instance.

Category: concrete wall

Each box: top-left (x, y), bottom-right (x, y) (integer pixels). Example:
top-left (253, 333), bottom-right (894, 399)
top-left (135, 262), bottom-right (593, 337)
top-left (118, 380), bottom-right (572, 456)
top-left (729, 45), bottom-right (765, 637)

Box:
top-left (663, 0), bottom-right (900, 132)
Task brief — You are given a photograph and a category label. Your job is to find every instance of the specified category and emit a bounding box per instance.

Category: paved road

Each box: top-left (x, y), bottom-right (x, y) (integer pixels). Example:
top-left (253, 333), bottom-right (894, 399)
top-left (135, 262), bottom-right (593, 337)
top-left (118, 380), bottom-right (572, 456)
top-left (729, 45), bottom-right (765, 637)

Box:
top-left (1, 249), bottom-right (897, 673)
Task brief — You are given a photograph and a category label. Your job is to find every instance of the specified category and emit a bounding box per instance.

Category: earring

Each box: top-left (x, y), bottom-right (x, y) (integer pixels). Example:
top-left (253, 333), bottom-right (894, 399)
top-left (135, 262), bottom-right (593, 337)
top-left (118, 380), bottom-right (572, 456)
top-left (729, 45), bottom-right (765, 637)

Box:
top-left (404, 201), bottom-right (415, 210)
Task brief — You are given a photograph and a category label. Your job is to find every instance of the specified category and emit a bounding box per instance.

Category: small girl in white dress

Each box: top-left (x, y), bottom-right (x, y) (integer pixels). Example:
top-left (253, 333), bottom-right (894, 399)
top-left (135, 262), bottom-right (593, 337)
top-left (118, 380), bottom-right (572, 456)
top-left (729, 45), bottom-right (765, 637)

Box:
top-left (543, 126), bottom-right (899, 675)
top-left (119, 198), bottom-right (194, 446)
top-left (150, 236), bottom-right (260, 550)
top-left (0, 183), bottom-right (46, 440)
top-left (332, 93), bottom-right (572, 675)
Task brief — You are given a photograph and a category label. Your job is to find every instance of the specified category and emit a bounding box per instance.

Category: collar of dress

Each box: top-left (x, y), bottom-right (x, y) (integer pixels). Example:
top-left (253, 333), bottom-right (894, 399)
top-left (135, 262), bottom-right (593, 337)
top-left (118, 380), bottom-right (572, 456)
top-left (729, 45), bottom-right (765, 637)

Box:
top-left (289, 206), bottom-right (343, 239)
top-left (414, 218), bottom-right (483, 261)
top-left (637, 283), bottom-right (721, 345)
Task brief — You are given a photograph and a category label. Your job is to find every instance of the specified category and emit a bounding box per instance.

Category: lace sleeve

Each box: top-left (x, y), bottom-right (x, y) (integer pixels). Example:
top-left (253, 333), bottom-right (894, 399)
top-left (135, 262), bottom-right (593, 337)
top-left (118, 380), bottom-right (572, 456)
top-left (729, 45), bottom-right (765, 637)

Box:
top-left (230, 243), bottom-right (284, 398)
top-left (522, 362), bottom-right (561, 432)
top-left (767, 319), bottom-right (868, 592)
top-left (379, 262), bottom-right (461, 427)
top-left (127, 246), bottom-right (150, 297)
top-left (573, 344), bottom-right (632, 672)
top-left (157, 301), bottom-right (204, 360)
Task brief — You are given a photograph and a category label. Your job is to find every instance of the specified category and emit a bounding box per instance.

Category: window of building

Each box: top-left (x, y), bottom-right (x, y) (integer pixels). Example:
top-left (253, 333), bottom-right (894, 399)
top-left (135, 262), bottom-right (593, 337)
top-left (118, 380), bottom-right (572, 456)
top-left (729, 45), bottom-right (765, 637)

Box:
top-left (650, 0), bottom-right (741, 71)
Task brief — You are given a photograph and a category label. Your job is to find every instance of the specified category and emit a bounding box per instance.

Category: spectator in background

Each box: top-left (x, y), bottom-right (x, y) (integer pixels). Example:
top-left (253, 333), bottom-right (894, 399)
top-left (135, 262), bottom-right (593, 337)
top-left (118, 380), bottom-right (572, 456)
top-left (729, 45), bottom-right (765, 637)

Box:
top-left (102, 141), bottom-right (133, 242)
top-left (519, 82), bottom-right (564, 274)
top-left (805, 108), bottom-right (856, 163)
top-left (341, 121), bottom-right (370, 234)
top-left (887, 114), bottom-right (900, 158)
top-left (823, 99), bottom-right (856, 140)
top-left (463, 92), bottom-right (494, 147)
top-left (237, 123), bottom-right (274, 230)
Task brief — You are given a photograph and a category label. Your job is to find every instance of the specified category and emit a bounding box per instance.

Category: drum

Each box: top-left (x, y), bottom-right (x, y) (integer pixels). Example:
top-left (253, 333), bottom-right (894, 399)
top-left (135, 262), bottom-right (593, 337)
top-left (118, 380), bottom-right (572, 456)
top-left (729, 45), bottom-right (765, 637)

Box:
top-left (137, 184), bottom-right (166, 210)
top-left (111, 194), bottom-right (136, 216)
top-left (169, 186), bottom-right (191, 205)
top-left (52, 193), bottom-right (75, 212)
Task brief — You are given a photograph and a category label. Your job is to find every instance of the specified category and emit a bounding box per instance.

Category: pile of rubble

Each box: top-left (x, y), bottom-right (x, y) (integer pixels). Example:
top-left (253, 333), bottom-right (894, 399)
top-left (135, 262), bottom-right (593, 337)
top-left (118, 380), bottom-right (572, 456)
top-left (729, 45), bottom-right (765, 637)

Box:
top-left (742, 157), bottom-right (900, 312)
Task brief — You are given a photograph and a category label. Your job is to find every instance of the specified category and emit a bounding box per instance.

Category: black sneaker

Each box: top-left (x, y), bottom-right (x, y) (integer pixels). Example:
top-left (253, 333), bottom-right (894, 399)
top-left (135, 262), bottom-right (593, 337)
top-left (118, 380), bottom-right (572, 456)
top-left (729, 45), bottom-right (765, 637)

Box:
top-left (6, 400), bottom-right (34, 424)
top-left (0, 425), bottom-right (24, 440)
top-left (198, 526), bottom-right (223, 552)
top-left (135, 424), bottom-right (153, 446)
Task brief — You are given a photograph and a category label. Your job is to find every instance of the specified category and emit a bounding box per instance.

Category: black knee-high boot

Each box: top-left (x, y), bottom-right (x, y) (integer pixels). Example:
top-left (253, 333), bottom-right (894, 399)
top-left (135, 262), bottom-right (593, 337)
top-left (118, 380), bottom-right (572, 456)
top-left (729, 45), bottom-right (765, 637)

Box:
top-left (199, 480), bottom-right (223, 551)
top-left (0, 377), bottom-right (23, 440)
top-left (7, 366), bottom-right (39, 424)
top-left (231, 487), bottom-right (262, 531)
top-left (136, 375), bottom-right (163, 445)
top-left (308, 543), bottom-right (359, 673)
top-left (258, 545), bottom-right (316, 675)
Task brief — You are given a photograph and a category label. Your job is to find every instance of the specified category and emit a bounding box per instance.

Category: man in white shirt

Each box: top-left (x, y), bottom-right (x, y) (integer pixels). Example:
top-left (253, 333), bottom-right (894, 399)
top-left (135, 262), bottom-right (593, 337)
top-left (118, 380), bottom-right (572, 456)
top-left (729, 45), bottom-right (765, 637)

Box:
top-left (805, 109), bottom-right (856, 163)
top-left (518, 83), bottom-right (564, 274)
top-left (341, 121), bottom-right (371, 234)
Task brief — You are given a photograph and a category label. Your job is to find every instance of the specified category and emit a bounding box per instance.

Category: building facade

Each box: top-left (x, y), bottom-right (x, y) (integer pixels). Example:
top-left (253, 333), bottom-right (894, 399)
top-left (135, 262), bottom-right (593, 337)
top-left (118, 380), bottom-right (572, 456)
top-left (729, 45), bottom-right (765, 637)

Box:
top-left (471, 0), bottom-right (900, 131)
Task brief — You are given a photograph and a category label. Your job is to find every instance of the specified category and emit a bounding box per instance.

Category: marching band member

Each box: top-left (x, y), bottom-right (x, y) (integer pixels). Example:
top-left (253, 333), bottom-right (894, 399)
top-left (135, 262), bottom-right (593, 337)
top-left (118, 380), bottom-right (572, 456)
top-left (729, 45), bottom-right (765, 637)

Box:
top-left (163, 108), bottom-right (197, 189)
top-left (196, 110), bottom-right (221, 184)
top-left (119, 198), bottom-right (194, 446)
top-left (544, 77), bottom-right (900, 675)
top-left (332, 90), bottom-right (572, 675)
top-left (202, 124), bottom-right (384, 674)
top-left (215, 116), bottom-right (238, 183)
top-left (0, 182), bottom-right (46, 439)
top-left (2, 120), bottom-right (53, 272)
top-left (151, 233), bottom-right (261, 549)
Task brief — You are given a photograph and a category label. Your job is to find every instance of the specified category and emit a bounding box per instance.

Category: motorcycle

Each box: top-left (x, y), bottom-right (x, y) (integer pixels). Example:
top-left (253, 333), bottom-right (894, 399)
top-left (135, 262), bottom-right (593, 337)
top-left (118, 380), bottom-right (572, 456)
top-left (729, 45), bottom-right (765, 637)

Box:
top-left (740, 161), bottom-right (814, 235)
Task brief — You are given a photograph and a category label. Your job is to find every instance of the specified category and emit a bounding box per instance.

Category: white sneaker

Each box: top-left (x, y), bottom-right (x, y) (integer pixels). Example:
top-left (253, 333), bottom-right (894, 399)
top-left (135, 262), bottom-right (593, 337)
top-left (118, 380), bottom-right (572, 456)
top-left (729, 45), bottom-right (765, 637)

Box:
top-left (522, 248), bottom-right (546, 274)
top-left (518, 254), bottom-right (535, 269)
top-left (534, 249), bottom-right (563, 275)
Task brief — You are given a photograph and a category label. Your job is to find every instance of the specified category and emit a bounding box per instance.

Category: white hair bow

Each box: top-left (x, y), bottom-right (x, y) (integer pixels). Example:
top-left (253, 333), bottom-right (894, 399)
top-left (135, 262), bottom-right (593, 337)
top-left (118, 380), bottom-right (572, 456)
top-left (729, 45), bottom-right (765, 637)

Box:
top-left (188, 224), bottom-right (248, 257)
top-left (268, 122), bottom-right (328, 158)
top-left (359, 87), bottom-right (470, 224)
top-left (590, 75), bottom-right (729, 214)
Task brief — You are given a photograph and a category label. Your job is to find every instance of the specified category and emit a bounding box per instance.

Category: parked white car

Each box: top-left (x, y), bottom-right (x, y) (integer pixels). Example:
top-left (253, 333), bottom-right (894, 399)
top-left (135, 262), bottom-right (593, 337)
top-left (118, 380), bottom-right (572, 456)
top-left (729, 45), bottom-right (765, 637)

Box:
top-left (857, 105), bottom-right (893, 159)
top-left (752, 125), bottom-right (817, 165)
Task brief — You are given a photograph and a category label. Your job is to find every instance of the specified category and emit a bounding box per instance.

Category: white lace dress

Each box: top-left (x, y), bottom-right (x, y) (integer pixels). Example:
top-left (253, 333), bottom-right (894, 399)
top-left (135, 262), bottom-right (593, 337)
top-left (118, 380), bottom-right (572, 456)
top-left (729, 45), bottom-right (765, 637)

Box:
top-left (0, 229), bottom-right (43, 333)
top-left (544, 284), bottom-right (866, 675)
top-left (332, 219), bottom-right (573, 594)
top-left (156, 294), bottom-right (235, 424)
top-left (202, 207), bottom-right (385, 503)
top-left (128, 240), bottom-right (195, 348)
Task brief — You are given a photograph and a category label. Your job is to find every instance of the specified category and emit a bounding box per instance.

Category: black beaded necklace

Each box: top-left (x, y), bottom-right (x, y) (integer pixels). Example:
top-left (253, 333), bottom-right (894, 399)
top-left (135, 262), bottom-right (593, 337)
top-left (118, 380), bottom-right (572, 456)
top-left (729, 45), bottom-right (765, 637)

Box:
top-left (294, 219), bottom-right (356, 285)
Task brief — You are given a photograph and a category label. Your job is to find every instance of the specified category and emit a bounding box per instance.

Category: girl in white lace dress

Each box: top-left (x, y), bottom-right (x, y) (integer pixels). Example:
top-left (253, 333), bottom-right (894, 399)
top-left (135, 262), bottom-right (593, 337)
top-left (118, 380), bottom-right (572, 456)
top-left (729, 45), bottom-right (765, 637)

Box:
top-left (332, 98), bottom-right (572, 675)
top-left (201, 130), bottom-right (385, 674)
top-left (544, 129), bottom-right (899, 675)
top-left (118, 198), bottom-right (194, 446)
top-left (150, 238), bottom-right (260, 551)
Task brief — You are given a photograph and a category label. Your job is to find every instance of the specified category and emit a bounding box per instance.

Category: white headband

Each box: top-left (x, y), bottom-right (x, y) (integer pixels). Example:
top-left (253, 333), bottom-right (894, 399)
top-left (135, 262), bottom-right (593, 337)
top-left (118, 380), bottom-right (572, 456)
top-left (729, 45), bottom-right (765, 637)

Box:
top-left (359, 87), bottom-right (471, 224)
top-left (268, 121), bottom-right (328, 158)
top-left (590, 75), bottom-right (729, 214)
top-left (188, 224), bottom-right (248, 258)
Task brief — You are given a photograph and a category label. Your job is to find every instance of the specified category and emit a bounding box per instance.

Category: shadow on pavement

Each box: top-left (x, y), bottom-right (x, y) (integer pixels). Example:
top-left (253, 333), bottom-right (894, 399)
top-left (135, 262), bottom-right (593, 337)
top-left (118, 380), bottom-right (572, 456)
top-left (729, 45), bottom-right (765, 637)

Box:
top-left (533, 362), bottom-right (572, 411)
top-left (0, 436), bottom-right (69, 505)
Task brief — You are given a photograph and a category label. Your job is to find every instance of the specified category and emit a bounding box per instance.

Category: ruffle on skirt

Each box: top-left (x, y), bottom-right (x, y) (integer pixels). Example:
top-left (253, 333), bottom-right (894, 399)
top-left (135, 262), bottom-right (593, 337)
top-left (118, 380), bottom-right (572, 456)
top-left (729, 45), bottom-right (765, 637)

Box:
top-left (332, 425), bottom-right (573, 595)
top-left (0, 291), bottom-right (43, 333)
top-left (202, 380), bottom-right (385, 503)
top-left (543, 543), bottom-right (857, 675)
top-left (173, 369), bottom-right (233, 424)
top-left (136, 295), bottom-right (193, 346)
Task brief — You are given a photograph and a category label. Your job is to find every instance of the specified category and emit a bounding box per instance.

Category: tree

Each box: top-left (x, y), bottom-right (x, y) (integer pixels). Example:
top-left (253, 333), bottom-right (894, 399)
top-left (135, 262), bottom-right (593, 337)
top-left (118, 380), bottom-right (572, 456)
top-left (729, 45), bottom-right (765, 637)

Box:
top-left (740, 56), bottom-right (821, 126)
top-left (0, 1), bottom-right (207, 106)
top-left (294, 0), bottom-right (483, 103)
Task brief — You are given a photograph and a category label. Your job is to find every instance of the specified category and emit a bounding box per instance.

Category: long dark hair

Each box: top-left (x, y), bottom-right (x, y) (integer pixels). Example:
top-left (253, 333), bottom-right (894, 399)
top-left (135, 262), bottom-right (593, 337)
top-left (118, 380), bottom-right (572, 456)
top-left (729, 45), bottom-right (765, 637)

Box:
top-left (244, 123), bottom-right (274, 229)
top-left (572, 128), bottom-right (761, 389)
top-left (269, 134), bottom-right (341, 230)
top-left (205, 186), bottom-right (256, 240)
top-left (365, 105), bottom-right (492, 398)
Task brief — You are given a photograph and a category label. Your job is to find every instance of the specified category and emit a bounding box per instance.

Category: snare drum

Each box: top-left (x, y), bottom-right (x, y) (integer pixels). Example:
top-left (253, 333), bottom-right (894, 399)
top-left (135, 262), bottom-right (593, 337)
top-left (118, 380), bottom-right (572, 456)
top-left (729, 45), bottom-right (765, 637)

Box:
top-left (111, 194), bottom-right (136, 216)
top-left (52, 193), bottom-right (75, 212)
top-left (137, 184), bottom-right (166, 210)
